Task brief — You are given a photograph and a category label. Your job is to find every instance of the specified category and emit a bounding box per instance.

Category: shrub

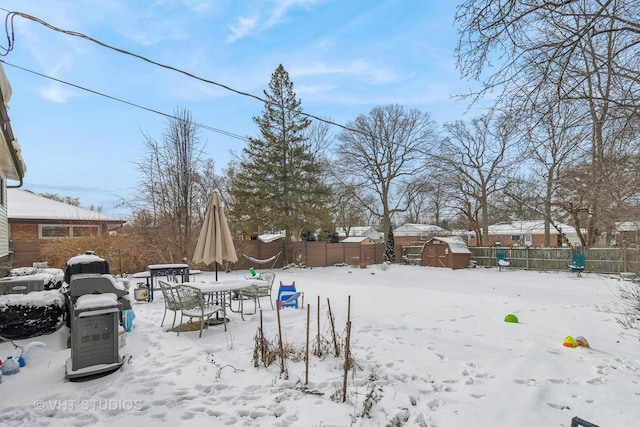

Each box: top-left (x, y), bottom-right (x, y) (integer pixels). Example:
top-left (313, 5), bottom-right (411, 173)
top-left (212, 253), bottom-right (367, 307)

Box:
top-left (0, 290), bottom-right (66, 339)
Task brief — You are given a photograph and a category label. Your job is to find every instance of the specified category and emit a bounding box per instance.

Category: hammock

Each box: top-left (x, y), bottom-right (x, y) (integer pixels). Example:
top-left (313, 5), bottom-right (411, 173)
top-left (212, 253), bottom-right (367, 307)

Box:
top-left (242, 251), bottom-right (282, 269)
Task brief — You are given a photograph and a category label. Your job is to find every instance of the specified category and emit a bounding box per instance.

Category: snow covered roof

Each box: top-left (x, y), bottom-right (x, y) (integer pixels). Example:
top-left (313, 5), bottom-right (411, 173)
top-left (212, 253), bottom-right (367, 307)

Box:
top-left (337, 226), bottom-right (382, 239)
top-left (7, 189), bottom-right (124, 222)
top-left (341, 236), bottom-right (375, 244)
top-left (428, 236), bottom-right (471, 254)
top-left (616, 221), bottom-right (640, 232)
top-left (393, 223), bottom-right (446, 236)
top-left (258, 232), bottom-right (285, 243)
top-left (488, 220), bottom-right (575, 235)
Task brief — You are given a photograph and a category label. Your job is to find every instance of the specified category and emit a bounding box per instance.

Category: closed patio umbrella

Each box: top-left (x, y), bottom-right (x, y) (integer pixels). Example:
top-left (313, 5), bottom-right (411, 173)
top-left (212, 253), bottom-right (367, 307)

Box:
top-left (193, 193), bottom-right (238, 280)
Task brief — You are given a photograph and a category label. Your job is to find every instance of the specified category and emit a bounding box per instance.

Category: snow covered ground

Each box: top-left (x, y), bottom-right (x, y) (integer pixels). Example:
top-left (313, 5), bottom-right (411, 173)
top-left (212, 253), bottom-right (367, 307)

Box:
top-left (0, 265), bottom-right (638, 426)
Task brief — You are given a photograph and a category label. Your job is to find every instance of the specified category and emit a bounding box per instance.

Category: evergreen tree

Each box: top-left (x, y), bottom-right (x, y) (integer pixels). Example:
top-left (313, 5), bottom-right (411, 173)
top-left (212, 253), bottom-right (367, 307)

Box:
top-left (384, 226), bottom-right (396, 263)
top-left (229, 64), bottom-right (331, 263)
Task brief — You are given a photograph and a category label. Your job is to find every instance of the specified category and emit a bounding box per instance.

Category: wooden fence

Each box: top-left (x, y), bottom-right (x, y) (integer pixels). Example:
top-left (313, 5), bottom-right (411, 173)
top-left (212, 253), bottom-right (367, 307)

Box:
top-left (231, 240), bottom-right (386, 270)
top-left (469, 246), bottom-right (640, 274)
top-left (226, 240), bottom-right (639, 275)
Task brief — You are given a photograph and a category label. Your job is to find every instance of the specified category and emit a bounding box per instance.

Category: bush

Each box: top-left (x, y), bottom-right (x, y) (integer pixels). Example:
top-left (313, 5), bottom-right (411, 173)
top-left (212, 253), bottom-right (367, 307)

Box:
top-left (0, 290), bottom-right (66, 339)
top-left (40, 234), bottom-right (157, 275)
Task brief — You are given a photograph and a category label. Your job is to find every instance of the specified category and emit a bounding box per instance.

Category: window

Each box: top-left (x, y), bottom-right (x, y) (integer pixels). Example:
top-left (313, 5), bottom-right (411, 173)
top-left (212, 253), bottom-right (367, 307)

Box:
top-left (511, 235), bottom-right (521, 242)
top-left (72, 226), bottom-right (99, 237)
top-left (40, 225), bottom-right (71, 238)
top-left (39, 224), bottom-right (100, 239)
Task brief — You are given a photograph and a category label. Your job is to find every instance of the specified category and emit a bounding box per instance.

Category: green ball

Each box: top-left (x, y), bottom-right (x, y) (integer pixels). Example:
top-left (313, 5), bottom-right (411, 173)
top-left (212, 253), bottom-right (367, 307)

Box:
top-left (504, 314), bottom-right (519, 323)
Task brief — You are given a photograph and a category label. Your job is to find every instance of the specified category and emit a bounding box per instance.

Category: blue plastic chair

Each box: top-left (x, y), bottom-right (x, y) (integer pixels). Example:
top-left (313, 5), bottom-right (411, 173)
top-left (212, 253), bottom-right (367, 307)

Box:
top-left (277, 281), bottom-right (304, 309)
top-left (496, 251), bottom-right (510, 271)
top-left (567, 252), bottom-right (585, 277)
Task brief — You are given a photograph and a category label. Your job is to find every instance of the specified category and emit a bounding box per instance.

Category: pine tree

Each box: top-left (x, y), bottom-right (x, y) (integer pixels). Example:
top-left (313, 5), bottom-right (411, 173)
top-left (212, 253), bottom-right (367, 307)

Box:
top-left (384, 226), bottom-right (395, 263)
top-left (229, 64), bottom-right (331, 264)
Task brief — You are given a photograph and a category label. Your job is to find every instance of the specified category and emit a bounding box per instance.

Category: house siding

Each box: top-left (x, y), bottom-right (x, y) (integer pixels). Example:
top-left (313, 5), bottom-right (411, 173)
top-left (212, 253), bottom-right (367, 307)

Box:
top-left (9, 220), bottom-right (112, 268)
top-left (0, 170), bottom-right (8, 258)
top-left (482, 233), bottom-right (563, 248)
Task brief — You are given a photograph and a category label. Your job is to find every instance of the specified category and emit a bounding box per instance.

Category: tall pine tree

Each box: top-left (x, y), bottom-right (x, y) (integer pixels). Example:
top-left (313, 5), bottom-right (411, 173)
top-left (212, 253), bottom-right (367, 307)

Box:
top-left (229, 64), bottom-right (330, 264)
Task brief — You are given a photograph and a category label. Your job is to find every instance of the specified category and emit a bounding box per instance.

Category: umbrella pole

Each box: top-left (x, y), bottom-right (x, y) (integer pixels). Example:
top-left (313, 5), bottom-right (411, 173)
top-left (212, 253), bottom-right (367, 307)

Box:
top-left (215, 263), bottom-right (218, 281)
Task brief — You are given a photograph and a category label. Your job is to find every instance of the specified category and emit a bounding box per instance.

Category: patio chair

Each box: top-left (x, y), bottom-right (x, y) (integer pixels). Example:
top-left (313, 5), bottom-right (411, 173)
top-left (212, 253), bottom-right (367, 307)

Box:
top-left (234, 271), bottom-right (276, 318)
top-left (276, 281), bottom-right (304, 310)
top-left (496, 251), bottom-right (510, 271)
top-left (158, 280), bottom-right (181, 329)
top-left (174, 284), bottom-right (225, 337)
top-left (567, 252), bottom-right (585, 277)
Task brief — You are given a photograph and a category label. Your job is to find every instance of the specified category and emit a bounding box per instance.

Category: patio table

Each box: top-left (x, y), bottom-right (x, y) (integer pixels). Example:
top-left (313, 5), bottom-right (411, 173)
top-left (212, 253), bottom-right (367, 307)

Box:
top-left (132, 264), bottom-right (201, 302)
top-left (189, 278), bottom-right (266, 322)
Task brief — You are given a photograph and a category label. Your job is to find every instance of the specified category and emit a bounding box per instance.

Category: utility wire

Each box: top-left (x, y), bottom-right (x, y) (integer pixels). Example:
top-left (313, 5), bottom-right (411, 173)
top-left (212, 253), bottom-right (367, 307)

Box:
top-left (0, 59), bottom-right (250, 142)
top-left (0, 9), bottom-right (358, 134)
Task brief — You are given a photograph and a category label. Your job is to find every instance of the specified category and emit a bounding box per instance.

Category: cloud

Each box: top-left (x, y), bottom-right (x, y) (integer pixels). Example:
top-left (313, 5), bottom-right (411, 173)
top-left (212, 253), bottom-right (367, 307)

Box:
top-left (296, 83), bottom-right (337, 96)
top-left (182, 0), bottom-right (213, 14)
top-left (227, 15), bottom-right (259, 43)
top-left (38, 84), bottom-right (76, 103)
top-left (265, 0), bottom-right (319, 27)
top-left (227, 0), bottom-right (322, 43)
top-left (292, 59), bottom-right (403, 85)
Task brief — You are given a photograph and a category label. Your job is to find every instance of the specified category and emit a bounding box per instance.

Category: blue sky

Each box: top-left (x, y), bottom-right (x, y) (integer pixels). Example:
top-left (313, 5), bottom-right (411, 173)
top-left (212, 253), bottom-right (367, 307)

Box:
top-left (0, 1), bottom-right (480, 218)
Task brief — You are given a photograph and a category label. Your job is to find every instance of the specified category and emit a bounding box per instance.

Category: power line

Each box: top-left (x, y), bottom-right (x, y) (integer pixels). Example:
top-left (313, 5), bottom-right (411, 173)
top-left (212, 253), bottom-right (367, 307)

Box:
top-left (0, 9), bottom-right (358, 134)
top-left (0, 60), bottom-right (251, 142)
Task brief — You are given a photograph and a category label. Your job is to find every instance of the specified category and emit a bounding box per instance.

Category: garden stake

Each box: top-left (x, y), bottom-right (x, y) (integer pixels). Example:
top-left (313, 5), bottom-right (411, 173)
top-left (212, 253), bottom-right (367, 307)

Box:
top-left (316, 295), bottom-right (321, 356)
top-left (343, 319), bottom-right (351, 403)
top-left (305, 303), bottom-right (310, 385)
top-left (327, 298), bottom-right (339, 357)
top-left (276, 302), bottom-right (285, 375)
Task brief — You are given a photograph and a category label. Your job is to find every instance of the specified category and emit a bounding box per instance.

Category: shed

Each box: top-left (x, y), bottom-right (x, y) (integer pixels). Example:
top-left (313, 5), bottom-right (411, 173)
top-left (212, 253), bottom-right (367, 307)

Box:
top-left (421, 236), bottom-right (471, 269)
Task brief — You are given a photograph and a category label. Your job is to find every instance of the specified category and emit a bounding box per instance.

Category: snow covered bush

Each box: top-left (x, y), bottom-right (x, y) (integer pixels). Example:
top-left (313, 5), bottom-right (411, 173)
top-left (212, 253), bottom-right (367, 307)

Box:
top-left (0, 290), bottom-right (66, 339)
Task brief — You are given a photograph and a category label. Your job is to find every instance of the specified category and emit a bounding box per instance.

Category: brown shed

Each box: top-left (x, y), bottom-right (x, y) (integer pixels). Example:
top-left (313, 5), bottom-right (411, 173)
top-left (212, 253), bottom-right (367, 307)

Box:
top-left (421, 236), bottom-right (471, 269)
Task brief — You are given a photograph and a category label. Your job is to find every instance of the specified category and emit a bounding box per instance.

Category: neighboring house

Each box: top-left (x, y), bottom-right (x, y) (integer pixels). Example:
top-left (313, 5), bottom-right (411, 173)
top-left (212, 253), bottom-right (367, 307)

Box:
top-left (0, 64), bottom-right (27, 266)
top-left (612, 221), bottom-right (640, 247)
top-left (7, 189), bottom-right (125, 267)
top-left (471, 220), bottom-right (580, 247)
top-left (341, 236), bottom-right (377, 245)
top-left (393, 223), bottom-right (447, 246)
top-left (337, 226), bottom-right (384, 242)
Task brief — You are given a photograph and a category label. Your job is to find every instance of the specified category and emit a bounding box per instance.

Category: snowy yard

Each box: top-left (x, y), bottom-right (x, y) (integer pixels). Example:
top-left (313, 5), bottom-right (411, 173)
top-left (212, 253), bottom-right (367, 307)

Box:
top-left (0, 265), bottom-right (638, 426)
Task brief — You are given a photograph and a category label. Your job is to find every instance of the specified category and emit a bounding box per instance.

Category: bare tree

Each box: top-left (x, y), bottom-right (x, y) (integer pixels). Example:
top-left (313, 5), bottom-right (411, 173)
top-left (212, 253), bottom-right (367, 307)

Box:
top-left (334, 104), bottom-right (438, 243)
top-left (38, 193), bottom-right (81, 207)
top-left (455, 0), bottom-right (640, 247)
top-left (434, 114), bottom-right (515, 246)
top-left (524, 99), bottom-right (586, 246)
top-left (330, 183), bottom-right (377, 236)
top-left (133, 107), bottom-right (207, 262)
top-left (556, 152), bottom-right (640, 246)
top-left (455, 0), bottom-right (640, 108)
